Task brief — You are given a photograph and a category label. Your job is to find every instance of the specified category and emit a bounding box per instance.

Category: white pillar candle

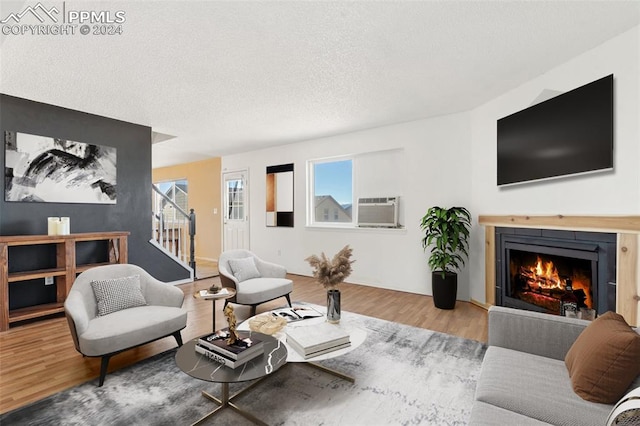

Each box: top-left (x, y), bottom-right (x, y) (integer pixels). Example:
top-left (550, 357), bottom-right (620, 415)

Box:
top-left (48, 217), bottom-right (60, 235)
top-left (60, 217), bottom-right (70, 235)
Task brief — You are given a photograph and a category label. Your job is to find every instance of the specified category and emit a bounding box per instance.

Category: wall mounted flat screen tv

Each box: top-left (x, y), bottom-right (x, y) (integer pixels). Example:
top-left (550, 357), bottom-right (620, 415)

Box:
top-left (497, 74), bottom-right (613, 186)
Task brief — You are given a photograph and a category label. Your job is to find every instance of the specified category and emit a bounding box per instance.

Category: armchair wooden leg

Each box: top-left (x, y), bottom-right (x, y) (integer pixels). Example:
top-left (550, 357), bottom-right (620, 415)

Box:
top-left (173, 330), bottom-right (183, 347)
top-left (285, 294), bottom-right (292, 307)
top-left (99, 355), bottom-right (112, 387)
top-left (250, 305), bottom-right (256, 317)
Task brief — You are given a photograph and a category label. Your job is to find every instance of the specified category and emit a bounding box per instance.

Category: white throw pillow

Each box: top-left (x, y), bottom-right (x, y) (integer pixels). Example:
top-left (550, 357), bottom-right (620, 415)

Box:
top-left (228, 257), bottom-right (261, 282)
top-left (91, 274), bottom-right (147, 316)
top-left (606, 386), bottom-right (640, 426)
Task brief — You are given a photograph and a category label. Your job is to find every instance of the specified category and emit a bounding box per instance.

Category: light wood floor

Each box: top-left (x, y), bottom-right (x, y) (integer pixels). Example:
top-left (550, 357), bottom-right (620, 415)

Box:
top-left (0, 274), bottom-right (487, 414)
top-left (195, 259), bottom-right (219, 280)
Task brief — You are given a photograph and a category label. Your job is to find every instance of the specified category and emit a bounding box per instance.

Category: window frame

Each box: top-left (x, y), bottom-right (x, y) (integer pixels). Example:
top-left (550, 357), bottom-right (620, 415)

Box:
top-left (153, 178), bottom-right (189, 221)
top-left (307, 155), bottom-right (356, 228)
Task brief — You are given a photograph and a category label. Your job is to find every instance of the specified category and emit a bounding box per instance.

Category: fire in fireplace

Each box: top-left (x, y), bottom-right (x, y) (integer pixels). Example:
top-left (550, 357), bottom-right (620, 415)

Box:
top-left (509, 250), bottom-right (593, 315)
top-left (495, 227), bottom-right (617, 316)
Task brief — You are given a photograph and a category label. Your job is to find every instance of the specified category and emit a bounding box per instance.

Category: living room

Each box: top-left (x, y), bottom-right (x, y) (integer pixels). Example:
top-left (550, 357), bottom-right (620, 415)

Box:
top-left (162, 18), bottom-right (640, 306)
top-left (1, 1), bottom-right (639, 425)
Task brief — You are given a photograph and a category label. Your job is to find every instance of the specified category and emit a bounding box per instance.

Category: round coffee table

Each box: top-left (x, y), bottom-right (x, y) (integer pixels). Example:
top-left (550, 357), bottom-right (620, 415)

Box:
top-left (175, 331), bottom-right (287, 425)
top-left (238, 307), bottom-right (367, 382)
top-left (193, 287), bottom-right (236, 331)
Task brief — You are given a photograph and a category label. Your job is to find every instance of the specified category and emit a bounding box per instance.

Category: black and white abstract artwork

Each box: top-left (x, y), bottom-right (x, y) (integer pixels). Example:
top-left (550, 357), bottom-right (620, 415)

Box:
top-left (4, 131), bottom-right (117, 204)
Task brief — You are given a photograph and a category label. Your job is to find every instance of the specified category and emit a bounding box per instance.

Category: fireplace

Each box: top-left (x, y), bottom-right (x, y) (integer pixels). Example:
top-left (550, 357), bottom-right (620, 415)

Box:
top-left (495, 228), bottom-right (616, 316)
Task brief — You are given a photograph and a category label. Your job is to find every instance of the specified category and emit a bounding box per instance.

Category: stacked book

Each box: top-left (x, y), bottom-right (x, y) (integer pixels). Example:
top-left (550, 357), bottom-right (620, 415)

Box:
top-left (195, 329), bottom-right (264, 368)
top-left (198, 288), bottom-right (230, 299)
top-left (285, 322), bottom-right (351, 359)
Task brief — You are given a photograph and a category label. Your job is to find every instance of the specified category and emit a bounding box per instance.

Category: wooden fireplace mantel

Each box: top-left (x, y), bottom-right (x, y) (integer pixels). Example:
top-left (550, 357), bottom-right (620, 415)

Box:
top-left (478, 215), bottom-right (640, 326)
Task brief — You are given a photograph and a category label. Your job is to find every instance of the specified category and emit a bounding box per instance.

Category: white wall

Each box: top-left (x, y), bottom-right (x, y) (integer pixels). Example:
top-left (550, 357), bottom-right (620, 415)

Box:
top-left (468, 26), bottom-right (640, 303)
top-left (223, 112), bottom-right (473, 299)
top-left (223, 26), bottom-right (639, 303)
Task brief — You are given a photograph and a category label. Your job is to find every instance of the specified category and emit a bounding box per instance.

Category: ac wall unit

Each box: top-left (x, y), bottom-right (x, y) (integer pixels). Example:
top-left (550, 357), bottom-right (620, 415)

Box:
top-left (357, 197), bottom-right (399, 228)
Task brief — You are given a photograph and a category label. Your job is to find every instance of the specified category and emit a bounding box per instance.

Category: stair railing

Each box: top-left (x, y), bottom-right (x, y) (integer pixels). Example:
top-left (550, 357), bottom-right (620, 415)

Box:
top-left (151, 185), bottom-right (196, 272)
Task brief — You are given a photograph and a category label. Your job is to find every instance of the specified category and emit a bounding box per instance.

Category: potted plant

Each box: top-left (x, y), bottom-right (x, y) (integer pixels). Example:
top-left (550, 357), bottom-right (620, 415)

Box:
top-left (305, 245), bottom-right (354, 323)
top-left (420, 206), bottom-right (471, 309)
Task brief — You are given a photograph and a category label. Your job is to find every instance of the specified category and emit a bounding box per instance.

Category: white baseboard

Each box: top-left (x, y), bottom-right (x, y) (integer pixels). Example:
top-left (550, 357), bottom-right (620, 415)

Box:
top-left (196, 257), bottom-right (218, 263)
top-left (167, 278), bottom-right (194, 286)
top-left (470, 299), bottom-right (491, 310)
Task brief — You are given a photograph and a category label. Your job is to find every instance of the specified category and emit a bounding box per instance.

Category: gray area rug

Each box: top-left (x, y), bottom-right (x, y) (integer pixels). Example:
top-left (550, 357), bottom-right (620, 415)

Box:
top-left (1, 309), bottom-right (486, 425)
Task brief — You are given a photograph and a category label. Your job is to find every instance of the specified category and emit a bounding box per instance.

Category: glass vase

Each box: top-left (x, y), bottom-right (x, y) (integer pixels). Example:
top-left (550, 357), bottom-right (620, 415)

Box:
top-left (326, 289), bottom-right (341, 323)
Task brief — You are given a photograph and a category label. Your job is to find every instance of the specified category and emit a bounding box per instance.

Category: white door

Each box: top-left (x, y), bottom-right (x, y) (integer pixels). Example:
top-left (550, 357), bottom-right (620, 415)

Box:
top-left (223, 170), bottom-right (250, 251)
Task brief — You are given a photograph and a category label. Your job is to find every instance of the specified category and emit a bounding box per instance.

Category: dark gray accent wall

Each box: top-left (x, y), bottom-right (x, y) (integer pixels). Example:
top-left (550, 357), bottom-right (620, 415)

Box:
top-left (0, 94), bottom-right (189, 309)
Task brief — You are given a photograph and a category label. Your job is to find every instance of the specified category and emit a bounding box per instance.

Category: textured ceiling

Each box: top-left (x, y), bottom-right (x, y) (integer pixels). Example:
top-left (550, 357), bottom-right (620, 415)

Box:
top-left (1, 1), bottom-right (638, 168)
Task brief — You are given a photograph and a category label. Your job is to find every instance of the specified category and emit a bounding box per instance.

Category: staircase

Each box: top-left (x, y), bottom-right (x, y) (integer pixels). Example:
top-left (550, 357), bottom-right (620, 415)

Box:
top-left (151, 184), bottom-right (196, 279)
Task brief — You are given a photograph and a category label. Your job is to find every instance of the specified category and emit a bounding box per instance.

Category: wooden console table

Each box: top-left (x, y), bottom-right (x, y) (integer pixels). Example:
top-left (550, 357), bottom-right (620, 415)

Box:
top-left (0, 232), bottom-right (129, 332)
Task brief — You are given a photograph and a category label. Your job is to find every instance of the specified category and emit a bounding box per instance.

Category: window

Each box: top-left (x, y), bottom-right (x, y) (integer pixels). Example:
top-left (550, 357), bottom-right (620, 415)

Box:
top-left (154, 179), bottom-right (188, 221)
top-left (226, 178), bottom-right (245, 221)
top-left (307, 148), bottom-right (405, 228)
top-left (309, 158), bottom-right (353, 225)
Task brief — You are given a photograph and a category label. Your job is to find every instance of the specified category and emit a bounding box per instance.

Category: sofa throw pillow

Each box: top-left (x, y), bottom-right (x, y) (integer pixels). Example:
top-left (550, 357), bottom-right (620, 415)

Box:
top-left (565, 311), bottom-right (640, 404)
top-left (91, 274), bottom-right (147, 317)
top-left (228, 257), bottom-right (261, 282)
top-left (607, 387), bottom-right (640, 426)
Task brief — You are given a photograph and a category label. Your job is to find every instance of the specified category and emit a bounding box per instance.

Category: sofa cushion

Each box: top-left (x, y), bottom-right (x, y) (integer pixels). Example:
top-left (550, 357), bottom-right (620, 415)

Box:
top-left (469, 401), bottom-right (551, 425)
top-left (78, 305), bottom-right (187, 356)
top-left (564, 311), bottom-right (640, 404)
top-left (475, 346), bottom-right (613, 426)
top-left (228, 257), bottom-right (261, 282)
top-left (235, 277), bottom-right (293, 305)
top-left (91, 275), bottom-right (147, 316)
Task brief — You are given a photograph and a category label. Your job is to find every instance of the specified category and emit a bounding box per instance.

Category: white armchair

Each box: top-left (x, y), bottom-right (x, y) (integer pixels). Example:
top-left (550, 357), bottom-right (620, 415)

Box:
top-left (64, 264), bottom-right (187, 386)
top-left (218, 249), bottom-right (293, 316)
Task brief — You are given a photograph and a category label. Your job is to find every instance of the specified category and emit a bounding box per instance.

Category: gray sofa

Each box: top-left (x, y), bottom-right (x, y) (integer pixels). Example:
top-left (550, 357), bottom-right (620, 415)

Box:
top-left (64, 264), bottom-right (187, 386)
top-left (470, 306), bottom-right (640, 426)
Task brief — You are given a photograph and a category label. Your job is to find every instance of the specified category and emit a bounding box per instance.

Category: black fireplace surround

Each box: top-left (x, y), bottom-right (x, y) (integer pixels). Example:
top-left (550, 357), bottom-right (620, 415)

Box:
top-left (495, 227), bottom-right (616, 316)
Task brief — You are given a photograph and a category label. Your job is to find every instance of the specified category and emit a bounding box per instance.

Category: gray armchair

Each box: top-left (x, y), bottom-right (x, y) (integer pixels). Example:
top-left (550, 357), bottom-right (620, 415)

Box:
top-left (64, 264), bottom-right (187, 386)
top-left (218, 249), bottom-right (293, 316)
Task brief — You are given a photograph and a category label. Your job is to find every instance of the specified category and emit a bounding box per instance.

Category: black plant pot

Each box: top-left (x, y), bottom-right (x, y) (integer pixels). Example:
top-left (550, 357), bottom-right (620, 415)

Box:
top-left (432, 271), bottom-right (457, 310)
